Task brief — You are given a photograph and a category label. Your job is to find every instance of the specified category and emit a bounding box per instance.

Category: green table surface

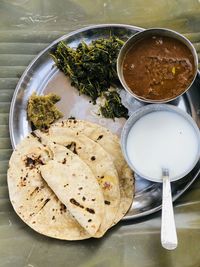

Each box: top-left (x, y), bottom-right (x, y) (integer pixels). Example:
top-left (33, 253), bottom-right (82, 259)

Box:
top-left (1, 1), bottom-right (200, 266)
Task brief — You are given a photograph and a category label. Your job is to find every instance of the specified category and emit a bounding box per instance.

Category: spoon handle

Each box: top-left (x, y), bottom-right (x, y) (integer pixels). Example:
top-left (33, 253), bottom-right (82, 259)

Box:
top-left (161, 168), bottom-right (178, 250)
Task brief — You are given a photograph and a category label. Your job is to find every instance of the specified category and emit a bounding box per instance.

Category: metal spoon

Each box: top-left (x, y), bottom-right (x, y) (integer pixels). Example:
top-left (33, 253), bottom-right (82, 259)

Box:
top-left (161, 168), bottom-right (178, 250)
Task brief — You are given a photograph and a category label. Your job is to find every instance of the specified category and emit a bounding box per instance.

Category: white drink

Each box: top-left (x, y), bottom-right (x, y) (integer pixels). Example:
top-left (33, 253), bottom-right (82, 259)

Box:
top-left (126, 111), bottom-right (199, 182)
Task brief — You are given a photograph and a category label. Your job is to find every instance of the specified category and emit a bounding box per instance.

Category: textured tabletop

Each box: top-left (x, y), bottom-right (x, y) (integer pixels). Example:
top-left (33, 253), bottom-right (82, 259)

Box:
top-left (0, 1), bottom-right (200, 267)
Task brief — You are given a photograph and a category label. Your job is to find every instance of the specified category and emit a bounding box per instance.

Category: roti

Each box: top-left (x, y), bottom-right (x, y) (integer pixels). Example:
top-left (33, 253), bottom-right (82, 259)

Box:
top-left (35, 128), bottom-right (120, 236)
top-left (40, 143), bottom-right (105, 236)
top-left (7, 134), bottom-right (93, 240)
top-left (7, 119), bottom-right (134, 240)
top-left (52, 119), bottom-right (135, 224)
top-left (7, 134), bottom-right (53, 222)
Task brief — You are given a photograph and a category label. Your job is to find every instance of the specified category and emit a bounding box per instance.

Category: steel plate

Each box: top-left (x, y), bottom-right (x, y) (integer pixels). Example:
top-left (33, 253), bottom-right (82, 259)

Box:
top-left (9, 24), bottom-right (200, 221)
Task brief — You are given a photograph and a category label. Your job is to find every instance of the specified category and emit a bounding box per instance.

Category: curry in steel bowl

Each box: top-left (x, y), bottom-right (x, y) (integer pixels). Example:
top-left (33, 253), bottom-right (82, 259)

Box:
top-left (118, 28), bottom-right (198, 102)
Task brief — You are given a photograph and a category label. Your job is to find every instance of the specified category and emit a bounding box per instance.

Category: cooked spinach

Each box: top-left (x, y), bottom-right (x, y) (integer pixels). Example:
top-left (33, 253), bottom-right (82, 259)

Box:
top-left (100, 91), bottom-right (129, 119)
top-left (50, 36), bottom-right (128, 119)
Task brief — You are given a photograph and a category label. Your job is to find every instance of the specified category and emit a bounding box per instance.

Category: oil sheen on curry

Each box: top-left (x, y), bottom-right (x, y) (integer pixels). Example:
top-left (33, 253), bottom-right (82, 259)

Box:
top-left (122, 36), bottom-right (195, 101)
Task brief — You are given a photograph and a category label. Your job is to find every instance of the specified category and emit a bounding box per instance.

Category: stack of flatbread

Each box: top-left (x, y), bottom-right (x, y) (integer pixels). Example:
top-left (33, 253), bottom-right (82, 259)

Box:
top-left (7, 119), bottom-right (134, 240)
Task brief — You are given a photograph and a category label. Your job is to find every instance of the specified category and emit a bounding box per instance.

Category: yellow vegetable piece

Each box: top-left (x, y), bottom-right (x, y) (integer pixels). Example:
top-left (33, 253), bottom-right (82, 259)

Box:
top-left (172, 67), bottom-right (176, 75)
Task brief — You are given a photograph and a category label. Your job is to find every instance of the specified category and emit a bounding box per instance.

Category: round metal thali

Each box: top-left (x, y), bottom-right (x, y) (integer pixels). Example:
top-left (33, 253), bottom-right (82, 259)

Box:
top-left (9, 24), bottom-right (200, 221)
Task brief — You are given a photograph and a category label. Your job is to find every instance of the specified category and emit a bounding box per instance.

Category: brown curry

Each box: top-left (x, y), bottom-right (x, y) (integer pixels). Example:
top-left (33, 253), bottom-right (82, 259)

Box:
top-left (122, 35), bottom-right (195, 101)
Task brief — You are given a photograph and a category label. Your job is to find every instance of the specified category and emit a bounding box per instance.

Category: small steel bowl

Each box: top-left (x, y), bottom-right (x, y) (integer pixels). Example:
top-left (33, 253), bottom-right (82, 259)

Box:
top-left (117, 28), bottom-right (198, 104)
top-left (121, 104), bottom-right (200, 183)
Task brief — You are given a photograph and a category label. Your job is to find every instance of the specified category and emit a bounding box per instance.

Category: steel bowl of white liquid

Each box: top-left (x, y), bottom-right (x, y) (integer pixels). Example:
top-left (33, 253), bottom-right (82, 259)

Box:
top-left (121, 104), bottom-right (200, 250)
